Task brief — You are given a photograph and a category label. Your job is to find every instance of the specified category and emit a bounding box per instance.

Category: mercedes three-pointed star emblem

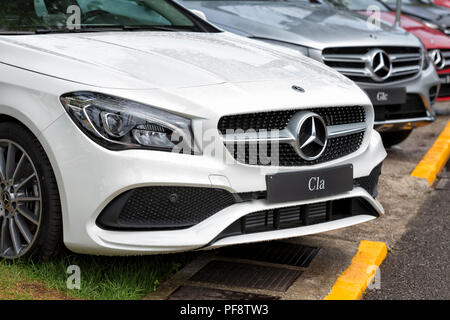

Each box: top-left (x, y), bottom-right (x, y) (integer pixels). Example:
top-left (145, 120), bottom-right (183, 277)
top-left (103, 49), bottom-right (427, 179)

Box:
top-left (296, 113), bottom-right (328, 161)
top-left (369, 49), bottom-right (392, 82)
top-left (429, 49), bottom-right (446, 70)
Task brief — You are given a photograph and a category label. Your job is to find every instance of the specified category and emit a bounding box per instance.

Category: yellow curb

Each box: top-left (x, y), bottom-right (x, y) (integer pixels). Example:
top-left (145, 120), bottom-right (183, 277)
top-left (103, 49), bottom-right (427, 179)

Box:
top-left (411, 121), bottom-right (450, 186)
top-left (324, 241), bottom-right (387, 300)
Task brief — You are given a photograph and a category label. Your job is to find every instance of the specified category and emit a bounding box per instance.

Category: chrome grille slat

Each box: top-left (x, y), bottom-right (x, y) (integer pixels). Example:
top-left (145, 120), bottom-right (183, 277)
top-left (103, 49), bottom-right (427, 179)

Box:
top-left (442, 50), bottom-right (450, 69)
top-left (333, 67), bottom-right (370, 77)
top-left (322, 54), bottom-right (367, 63)
top-left (391, 65), bottom-right (421, 76)
top-left (390, 53), bottom-right (421, 62)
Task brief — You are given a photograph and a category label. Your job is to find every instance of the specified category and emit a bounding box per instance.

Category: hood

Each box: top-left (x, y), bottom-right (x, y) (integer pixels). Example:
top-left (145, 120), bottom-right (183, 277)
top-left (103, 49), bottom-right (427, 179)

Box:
top-left (357, 11), bottom-right (450, 49)
top-left (180, 0), bottom-right (420, 50)
top-left (0, 31), bottom-right (352, 89)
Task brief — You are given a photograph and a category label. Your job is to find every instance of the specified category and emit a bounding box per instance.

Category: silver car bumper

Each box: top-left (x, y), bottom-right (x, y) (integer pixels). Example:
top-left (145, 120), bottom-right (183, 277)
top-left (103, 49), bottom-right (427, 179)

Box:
top-left (359, 64), bottom-right (440, 132)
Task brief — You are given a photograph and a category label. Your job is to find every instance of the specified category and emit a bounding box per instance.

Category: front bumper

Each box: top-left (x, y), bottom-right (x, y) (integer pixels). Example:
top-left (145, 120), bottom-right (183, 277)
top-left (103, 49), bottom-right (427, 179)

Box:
top-left (359, 65), bottom-right (439, 132)
top-left (41, 113), bottom-right (387, 256)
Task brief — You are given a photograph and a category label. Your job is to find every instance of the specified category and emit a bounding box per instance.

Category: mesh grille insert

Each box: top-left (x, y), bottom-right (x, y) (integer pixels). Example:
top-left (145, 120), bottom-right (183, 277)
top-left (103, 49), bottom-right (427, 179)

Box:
top-left (118, 187), bottom-right (235, 228)
top-left (226, 132), bottom-right (365, 166)
top-left (97, 187), bottom-right (236, 230)
top-left (218, 106), bottom-right (365, 134)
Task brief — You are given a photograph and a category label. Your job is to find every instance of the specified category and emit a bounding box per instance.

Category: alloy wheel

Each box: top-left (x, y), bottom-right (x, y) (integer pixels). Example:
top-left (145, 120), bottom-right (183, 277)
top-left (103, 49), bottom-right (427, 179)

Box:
top-left (0, 140), bottom-right (42, 259)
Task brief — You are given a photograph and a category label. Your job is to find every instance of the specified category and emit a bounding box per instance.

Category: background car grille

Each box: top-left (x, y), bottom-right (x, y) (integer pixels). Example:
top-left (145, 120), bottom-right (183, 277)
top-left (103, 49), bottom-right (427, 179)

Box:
top-left (437, 50), bottom-right (450, 99)
top-left (322, 46), bottom-right (422, 84)
top-left (438, 78), bottom-right (450, 99)
top-left (218, 106), bottom-right (365, 134)
top-left (219, 106), bottom-right (366, 166)
top-left (440, 49), bottom-right (450, 70)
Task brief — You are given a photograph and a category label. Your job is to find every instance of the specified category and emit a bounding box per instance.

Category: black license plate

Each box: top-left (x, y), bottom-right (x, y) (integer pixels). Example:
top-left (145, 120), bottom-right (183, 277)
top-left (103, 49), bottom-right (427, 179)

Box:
top-left (364, 87), bottom-right (406, 106)
top-left (266, 165), bottom-right (353, 204)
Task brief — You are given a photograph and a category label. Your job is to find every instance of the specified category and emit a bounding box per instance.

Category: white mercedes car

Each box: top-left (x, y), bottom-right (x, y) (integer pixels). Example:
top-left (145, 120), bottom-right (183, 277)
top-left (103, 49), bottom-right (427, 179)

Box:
top-left (0, 0), bottom-right (386, 260)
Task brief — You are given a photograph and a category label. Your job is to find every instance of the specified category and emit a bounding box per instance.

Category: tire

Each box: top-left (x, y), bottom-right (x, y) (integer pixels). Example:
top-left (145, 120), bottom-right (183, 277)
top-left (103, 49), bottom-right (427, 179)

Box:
top-left (0, 122), bottom-right (62, 261)
top-left (380, 130), bottom-right (413, 148)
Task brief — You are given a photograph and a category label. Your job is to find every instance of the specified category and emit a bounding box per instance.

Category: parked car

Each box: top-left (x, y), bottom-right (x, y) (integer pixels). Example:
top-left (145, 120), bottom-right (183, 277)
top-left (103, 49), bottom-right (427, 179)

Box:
top-left (381, 0), bottom-right (450, 35)
top-left (434, 0), bottom-right (450, 9)
top-left (181, 0), bottom-right (440, 147)
top-left (0, 0), bottom-right (387, 260)
top-left (329, 0), bottom-right (450, 101)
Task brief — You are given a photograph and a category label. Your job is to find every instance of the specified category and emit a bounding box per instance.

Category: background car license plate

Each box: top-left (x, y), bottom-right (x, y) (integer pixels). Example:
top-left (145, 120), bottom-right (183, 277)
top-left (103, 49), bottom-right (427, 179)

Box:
top-left (364, 87), bottom-right (406, 106)
top-left (266, 165), bottom-right (353, 204)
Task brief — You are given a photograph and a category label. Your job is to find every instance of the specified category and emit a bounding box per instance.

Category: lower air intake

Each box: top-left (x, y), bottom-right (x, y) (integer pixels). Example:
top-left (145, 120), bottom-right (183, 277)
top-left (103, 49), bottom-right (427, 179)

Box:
top-left (214, 197), bottom-right (379, 243)
top-left (97, 186), bottom-right (236, 230)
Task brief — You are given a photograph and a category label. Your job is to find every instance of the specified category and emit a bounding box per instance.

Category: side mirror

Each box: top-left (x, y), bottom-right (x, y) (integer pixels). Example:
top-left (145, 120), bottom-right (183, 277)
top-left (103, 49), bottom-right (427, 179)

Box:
top-left (190, 9), bottom-right (207, 21)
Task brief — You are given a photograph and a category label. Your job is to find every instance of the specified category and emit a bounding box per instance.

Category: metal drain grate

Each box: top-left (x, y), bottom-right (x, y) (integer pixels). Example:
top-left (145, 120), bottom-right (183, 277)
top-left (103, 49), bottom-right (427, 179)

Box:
top-left (219, 242), bottom-right (320, 268)
top-left (169, 286), bottom-right (279, 300)
top-left (190, 260), bottom-right (302, 292)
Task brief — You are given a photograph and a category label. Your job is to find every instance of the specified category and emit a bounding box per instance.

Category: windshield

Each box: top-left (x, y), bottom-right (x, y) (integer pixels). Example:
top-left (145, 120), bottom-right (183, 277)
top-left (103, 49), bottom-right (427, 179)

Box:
top-left (382, 0), bottom-right (434, 5)
top-left (327, 0), bottom-right (390, 11)
top-left (0, 0), bottom-right (212, 34)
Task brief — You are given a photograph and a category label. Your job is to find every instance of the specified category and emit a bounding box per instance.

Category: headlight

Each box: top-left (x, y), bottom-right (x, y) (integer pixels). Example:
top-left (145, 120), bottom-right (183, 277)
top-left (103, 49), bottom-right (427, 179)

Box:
top-left (60, 92), bottom-right (194, 153)
top-left (422, 21), bottom-right (440, 30)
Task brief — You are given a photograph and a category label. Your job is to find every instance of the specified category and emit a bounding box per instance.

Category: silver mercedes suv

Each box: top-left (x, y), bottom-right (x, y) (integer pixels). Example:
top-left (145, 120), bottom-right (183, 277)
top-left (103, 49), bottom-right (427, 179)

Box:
top-left (181, 0), bottom-right (441, 146)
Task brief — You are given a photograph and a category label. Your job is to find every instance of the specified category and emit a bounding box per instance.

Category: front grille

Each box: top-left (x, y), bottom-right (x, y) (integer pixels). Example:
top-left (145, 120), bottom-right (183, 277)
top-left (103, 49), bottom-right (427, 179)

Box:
top-left (219, 106), bottom-right (366, 167)
top-left (97, 187), bottom-right (236, 230)
top-left (226, 131), bottom-right (365, 166)
top-left (439, 81), bottom-right (450, 98)
top-left (322, 46), bottom-right (422, 84)
top-left (374, 94), bottom-right (427, 122)
top-left (438, 70), bottom-right (450, 99)
top-left (218, 106), bottom-right (365, 134)
top-left (441, 49), bottom-right (450, 70)
top-left (214, 197), bottom-right (379, 242)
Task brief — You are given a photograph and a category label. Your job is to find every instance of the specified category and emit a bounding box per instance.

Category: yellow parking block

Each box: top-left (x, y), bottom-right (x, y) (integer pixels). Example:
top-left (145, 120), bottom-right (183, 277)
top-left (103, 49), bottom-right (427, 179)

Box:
top-left (324, 241), bottom-right (387, 300)
top-left (411, 121), bottom-right (450, 186)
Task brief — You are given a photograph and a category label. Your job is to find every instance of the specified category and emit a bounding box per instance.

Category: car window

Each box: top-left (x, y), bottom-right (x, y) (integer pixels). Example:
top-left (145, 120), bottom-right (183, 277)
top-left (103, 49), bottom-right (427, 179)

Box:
top-left (0, 0), bottom-right (212, 34)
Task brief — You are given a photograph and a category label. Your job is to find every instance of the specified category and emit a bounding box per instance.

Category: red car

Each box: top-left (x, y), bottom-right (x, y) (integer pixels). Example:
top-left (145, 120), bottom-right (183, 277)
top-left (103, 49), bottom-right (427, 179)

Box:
top-left (434, 0), bottom-right (450, 9)
top-left (358, 10), bottom-right (450, 101)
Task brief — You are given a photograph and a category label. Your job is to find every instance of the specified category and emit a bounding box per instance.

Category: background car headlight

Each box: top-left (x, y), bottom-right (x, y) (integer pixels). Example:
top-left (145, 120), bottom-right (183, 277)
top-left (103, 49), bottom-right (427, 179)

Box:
top-left (60, 92), bottom-right (194, 153)
top-left (417, 38), bottom-right (430, 70)
top-left (422, 21), bottom-right (440, 30)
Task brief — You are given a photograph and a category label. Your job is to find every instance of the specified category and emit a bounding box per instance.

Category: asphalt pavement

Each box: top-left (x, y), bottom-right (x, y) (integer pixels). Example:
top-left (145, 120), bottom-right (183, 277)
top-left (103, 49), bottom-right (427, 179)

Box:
top-left (365, 167), bottom-right (450, 300)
